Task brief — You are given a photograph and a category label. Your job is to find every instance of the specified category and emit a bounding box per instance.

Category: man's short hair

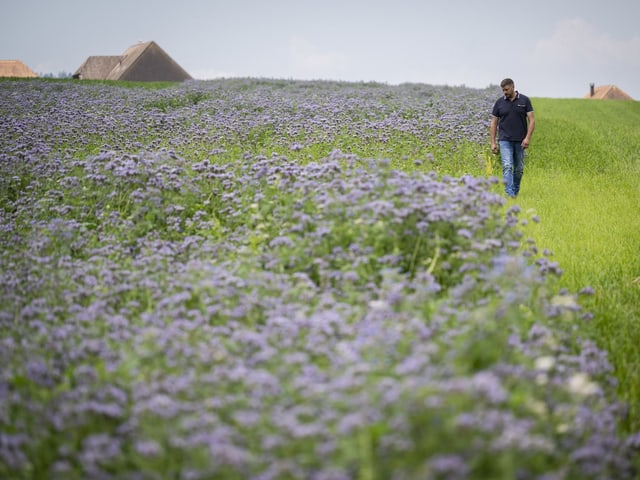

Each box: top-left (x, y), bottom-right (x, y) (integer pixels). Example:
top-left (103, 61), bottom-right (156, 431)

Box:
top-left (500, 78), bottom-right (514, 88)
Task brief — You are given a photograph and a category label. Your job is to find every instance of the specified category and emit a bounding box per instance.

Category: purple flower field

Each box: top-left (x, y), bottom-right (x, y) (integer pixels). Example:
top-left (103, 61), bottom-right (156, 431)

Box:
top-left (1, 79), bottom-right (639, 479)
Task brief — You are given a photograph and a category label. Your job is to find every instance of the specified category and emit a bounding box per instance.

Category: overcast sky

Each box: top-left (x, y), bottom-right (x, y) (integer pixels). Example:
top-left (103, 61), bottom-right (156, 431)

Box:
top-left (2, 0), bottom-right (639, 99)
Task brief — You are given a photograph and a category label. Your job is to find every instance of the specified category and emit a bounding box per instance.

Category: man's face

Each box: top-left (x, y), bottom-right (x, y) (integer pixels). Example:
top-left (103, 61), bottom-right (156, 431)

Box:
top-left (502, 83), bottom-right (515, 99)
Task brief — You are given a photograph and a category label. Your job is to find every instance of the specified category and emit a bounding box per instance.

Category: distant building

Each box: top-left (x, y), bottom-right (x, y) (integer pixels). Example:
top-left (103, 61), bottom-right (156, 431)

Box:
top-left (585, 83), bottom-right (633, 100)
top-left (74, 56), bottom-right (122, 80)
top-left (0, 60), bottom-right (37, 78)
top-left (74, 41), bottom-right (192, 82)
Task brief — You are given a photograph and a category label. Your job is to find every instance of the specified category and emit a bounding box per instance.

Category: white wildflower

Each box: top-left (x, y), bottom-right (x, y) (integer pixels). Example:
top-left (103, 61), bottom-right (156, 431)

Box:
top-left (368, 300), bottom-right (390, 311)
top-left (534, 355), bottom-right (555, 371)
top-left (567, 372), bottom-right (600, 396)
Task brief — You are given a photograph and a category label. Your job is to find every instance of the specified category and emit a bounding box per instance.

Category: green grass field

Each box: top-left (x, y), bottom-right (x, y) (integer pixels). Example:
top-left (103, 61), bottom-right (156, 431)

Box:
top-left (516, 98), bottom-right (640, 431)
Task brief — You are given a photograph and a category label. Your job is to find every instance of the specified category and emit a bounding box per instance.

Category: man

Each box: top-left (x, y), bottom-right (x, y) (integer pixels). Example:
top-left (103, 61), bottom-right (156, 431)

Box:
top-left (490, 78), bottom-right (535, 198)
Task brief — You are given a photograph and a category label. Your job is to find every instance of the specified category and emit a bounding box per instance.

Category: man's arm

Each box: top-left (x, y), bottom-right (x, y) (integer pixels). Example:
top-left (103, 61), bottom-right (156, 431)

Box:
top-left (490, 116), bottom-right (499, 153)
top-left (522, 111), bottom-right (535, 149)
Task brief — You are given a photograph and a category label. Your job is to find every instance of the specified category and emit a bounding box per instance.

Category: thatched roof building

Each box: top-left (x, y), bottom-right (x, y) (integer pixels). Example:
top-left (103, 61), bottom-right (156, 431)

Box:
top-left (74, 56), bottom-right (122, 80)
top-left (585, 84), bottom-right (633, 100)
top-left (0, 60), bottom-right (37, 78)
top-left (74, 41), bottom-right (192, 82)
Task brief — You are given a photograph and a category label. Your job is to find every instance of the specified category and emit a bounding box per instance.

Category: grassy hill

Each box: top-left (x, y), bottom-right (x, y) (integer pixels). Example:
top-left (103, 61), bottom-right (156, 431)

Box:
top-left (518, 98), bottom-right (640, 431)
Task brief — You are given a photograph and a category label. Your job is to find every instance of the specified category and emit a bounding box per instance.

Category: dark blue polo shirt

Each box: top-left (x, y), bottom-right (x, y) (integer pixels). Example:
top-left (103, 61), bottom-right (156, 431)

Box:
top-left (491, 92), bottom-right (533, 142)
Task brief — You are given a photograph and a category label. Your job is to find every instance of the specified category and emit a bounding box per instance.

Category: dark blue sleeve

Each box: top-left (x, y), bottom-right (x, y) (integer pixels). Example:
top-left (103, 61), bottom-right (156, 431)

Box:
top-left (526, 96), bottom-right (533, 112)
top-left (491, 100), bottom-right (500, 117)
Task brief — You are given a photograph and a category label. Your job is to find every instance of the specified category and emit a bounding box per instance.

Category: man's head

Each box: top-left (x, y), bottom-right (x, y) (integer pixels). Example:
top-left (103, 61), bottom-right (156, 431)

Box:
top-left (500, 78), bottom-right (515, 99)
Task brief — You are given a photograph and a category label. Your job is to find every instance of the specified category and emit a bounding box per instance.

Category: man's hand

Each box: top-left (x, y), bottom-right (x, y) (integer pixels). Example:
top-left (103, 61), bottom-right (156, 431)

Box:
top-left (491, 144), bottom-right (499, 154)
top-left (521, 138), bottom-right (530, 149)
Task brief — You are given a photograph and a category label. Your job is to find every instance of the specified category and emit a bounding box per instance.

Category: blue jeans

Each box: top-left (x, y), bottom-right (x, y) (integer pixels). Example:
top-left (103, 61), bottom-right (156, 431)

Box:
top-left (499, 140), bottom-right (525, 197)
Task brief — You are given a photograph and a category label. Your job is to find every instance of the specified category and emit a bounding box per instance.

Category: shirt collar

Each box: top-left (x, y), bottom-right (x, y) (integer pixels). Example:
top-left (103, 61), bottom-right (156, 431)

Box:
top-left (504, 91), bottom-right (520, 101)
